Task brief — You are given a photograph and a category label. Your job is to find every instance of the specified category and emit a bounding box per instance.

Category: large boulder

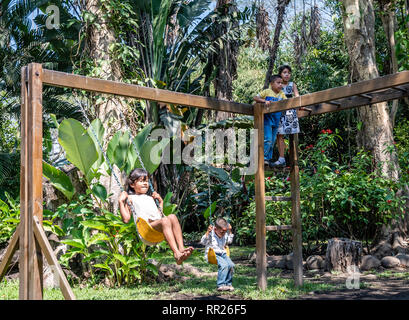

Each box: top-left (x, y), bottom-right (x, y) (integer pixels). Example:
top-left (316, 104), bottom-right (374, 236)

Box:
top-left (267, 255), bottom-right (286, 269)
top-left (306, 255), bottom-right (326, 270)
top-left (286, 253), bottom-right (294, 270)
top-left (381, 256), bottom-right (401, 268)
top-left (371, 242), bottom-right (393, 260)
top-left (360, 255), bottom-right (381, 271)
top-left (395, 254), bottom-right (409, 267)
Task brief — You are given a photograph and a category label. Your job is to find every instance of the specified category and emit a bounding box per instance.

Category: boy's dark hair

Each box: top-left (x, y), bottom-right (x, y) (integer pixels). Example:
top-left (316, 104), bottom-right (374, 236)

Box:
top-left (278, 65), bottom-right (292, 75)
top-left (215, 217), bottom-right (228, 229)
top-left (126, 168), bottom-right (148, 194)
top-left (269, 74), bottom-right (282, 83)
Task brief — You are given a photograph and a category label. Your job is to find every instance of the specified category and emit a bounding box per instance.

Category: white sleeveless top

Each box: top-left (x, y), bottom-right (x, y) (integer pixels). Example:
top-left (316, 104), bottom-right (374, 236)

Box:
top-left (128, 194), bottom-right (162, 222)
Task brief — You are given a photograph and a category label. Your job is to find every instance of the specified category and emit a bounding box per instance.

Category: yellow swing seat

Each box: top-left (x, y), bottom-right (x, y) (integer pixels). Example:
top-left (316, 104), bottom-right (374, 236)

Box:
top-left (207, 246), bottom-right (230, 265)
top-left (136, 217), bottom-right (165, 246)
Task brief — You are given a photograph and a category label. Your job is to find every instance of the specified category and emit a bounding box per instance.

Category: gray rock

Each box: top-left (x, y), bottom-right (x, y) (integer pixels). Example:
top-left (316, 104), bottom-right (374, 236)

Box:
top-left (381, 256), bottom-right (401, 268)
top-left (267, 255), bottom-right (286, 269)
top-left (360, 255), bottom-right (381, 271)
top-left (372, 242), bottom-right (393, 260)
top-left (395, 254), bottom-right (409, 267)
top-left (286, 253), bottom-right (294, 270)
top-left (306, 255), bottom-right (325, 270)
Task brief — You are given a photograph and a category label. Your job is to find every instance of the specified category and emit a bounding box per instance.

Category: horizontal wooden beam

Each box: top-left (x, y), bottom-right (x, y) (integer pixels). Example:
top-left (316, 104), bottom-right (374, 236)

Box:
top-left (42, 69), bottom-right (254, 115)
top-left (298, 84), bottom-right (409, 119)
top-left (264, 71), bottom-right (409, 114)
top-left (266, 225), bottom-right (292, 231)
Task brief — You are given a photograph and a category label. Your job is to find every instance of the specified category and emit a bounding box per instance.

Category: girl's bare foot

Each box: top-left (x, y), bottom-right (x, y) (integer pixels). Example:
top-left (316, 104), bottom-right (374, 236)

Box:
top-left (181, 250), bottom-right (192, 262)
top-left (183, 246), bottom-right (194, 253)
top-left (174, 252), bottom-right (184, 265)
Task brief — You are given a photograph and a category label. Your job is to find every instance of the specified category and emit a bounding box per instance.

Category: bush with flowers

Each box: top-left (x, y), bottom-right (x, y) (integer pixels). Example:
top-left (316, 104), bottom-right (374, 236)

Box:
top-left (235, 129), bottom-right (407, 254)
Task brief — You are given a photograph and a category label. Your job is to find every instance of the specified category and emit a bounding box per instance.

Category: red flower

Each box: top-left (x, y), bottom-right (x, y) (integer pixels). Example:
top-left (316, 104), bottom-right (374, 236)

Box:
top-left (387, 199), bottom-right (392, 204)
top-left (321, 150), bottom-right (325, 153)
top-left (306, 144), bottom-right (314, 150)
top-left (286, 177), bottom-right (291, 181)
top-left (326, 129), bottom-right (333, 134)
top-left (321, 129), bottom-right (326, 134)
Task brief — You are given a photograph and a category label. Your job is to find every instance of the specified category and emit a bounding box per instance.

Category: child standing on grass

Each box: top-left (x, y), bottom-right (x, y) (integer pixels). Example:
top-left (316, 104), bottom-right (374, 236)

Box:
top-left (201, 217), bottom-right (235, 292)
top-left (270, 65), bottom-right (301, 167)
top-left (119, 168), bottom-right (193, 265)
top-left (253, 74), bottom-right (287, 167)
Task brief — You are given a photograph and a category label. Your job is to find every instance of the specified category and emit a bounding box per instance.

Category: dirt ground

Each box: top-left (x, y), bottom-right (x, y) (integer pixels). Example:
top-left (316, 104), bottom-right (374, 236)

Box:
top-left (160, 260), bottom-right (409, 300)
top-left (3, 255), bottom-right (409, 300)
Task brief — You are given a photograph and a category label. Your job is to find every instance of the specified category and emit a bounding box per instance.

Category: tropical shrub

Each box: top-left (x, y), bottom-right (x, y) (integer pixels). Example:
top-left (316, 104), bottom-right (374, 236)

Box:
top-left (235, 130), bottom-right (407, 254)
top-left (0, 192), bottom-right (20, 245)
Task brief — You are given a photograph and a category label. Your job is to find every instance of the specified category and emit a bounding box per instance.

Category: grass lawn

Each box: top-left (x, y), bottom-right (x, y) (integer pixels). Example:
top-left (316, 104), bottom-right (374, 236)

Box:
top-left (0, 246), bottom-right (338, 300)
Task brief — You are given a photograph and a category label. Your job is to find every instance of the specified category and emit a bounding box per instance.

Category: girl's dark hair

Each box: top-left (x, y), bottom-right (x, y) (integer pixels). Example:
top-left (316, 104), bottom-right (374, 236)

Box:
top-left (126, 168), bottom-right (148, 194)
top-left (278, 65), bottom-right (292, 76)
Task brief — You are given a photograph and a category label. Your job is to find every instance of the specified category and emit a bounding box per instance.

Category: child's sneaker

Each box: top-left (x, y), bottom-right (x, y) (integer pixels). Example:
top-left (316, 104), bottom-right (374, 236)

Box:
top-left (226, 285), bottom-right (234, 292)
top-left (217, 285), bottom-right (229, 292)
top-left (270, 158), bottom-right (286, 167)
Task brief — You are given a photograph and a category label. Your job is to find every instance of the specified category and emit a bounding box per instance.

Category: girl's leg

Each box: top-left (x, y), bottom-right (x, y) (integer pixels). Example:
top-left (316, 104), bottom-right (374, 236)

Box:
top-left (168, 214), bottom-right (193, 254)
top-left (277, 134), bottom-right (285, 159)
top-left (150, 217), bottom-right (186, 264)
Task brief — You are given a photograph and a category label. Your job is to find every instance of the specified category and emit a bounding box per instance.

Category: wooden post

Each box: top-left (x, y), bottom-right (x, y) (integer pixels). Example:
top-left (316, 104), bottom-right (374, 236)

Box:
top-left (33, 216), bottom-right (76, 300)
top-left (254, 103), bottom-right (267, 290)
top-left (289, 134), bottom-right (303, 287)
top-left (19, 63), bottom-right (44, 299)
top-left (0, 225), bottom-right (20, 281)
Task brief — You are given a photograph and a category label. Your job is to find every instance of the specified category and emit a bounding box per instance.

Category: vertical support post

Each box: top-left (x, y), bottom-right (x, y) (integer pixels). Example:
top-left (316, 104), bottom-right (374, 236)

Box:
top-left (289, 134), bottom-right (303, 287)
top-left (20, 63), bottom-right (44, 300)
top-left (254, 103), bottom-right (267, 290)
top-left (19, 66), bottom-right (29, 299)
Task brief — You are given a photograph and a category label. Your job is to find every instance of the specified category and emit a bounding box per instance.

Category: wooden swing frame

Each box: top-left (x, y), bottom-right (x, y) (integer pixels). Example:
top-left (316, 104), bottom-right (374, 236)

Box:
top-left (0, 63), bottom-right (408, 299)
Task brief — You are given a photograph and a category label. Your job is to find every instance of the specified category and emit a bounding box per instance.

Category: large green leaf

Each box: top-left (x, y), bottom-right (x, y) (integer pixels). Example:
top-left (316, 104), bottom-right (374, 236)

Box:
top-left (134, 138), bottom-right (170, 174)
top-left (87, 118), bottom-right (105, 169)
top-left (80, 220), bottom-right (109, 233)
top-left (58, 119), bottom-right (98, 183)
top-left (113, 131), bottom-right (130, 170)
top-left (106, 131), bottom-right (121, 169)
top-left (92, 183), bottom-right (108, 202)
top-left (43, 161), bottom-right (75, 200)
top-left (133, 123), bottom-right (154, 151)
top-left (204, 201), bottom-right (218, 220)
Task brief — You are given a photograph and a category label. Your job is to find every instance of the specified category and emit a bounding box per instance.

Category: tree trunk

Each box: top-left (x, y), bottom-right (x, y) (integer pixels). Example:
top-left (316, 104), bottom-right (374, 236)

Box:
top-left (256, 4), bottom-right (270, 51)
top-left (341, 0), bottom-right (399, 181)
top-left (341, 0), bottom-right (409, 250)
top-left (214, 0), bottom-right (239, 121)
top-left (326, 238), bottom-right (362, 272)
top-left (85, 0), bottom-right (126, 139)
top-left (84, 0), bottom-right (128, 211)
top-left (378, 0), bottom-right (399, 127)
top-left (263, 0), bottom-right (291, 89)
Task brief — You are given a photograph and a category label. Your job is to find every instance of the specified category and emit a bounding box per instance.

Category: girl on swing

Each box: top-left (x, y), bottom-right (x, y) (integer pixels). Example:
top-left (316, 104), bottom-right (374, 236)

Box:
top-left (119, 168), bottom-right (193, 265)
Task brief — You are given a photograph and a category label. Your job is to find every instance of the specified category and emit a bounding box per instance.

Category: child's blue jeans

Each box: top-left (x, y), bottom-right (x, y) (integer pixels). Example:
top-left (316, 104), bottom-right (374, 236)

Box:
top-left (264, 112), bottom-right (282, 161)
top-left (216, 252), bottom-right (235, 288)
